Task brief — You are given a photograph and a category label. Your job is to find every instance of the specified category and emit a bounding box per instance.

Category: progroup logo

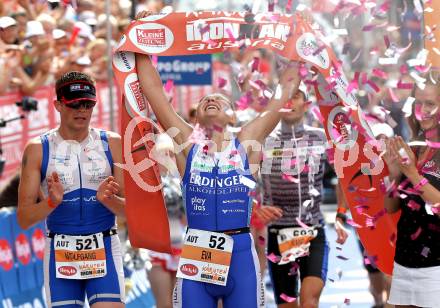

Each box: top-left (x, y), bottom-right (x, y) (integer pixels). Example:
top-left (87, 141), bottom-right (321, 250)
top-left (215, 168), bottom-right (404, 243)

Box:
top-left (31, 228), bottom-right (45, 260)
top-left (113, 51), bottom-right (135, 73)
top-left (15, 233), bottom-right (31, 266)
top-left (129, 23), bottom-right (174, 54)
top-left (0, 239), bottom-right (14, 271)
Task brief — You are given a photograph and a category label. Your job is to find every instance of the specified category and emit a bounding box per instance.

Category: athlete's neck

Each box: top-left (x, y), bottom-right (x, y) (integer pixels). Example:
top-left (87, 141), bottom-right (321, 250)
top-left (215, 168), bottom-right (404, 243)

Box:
top-left (57, 126), bottom-right (90, 142)
top-left (281, 119), bottom-right (304, 132)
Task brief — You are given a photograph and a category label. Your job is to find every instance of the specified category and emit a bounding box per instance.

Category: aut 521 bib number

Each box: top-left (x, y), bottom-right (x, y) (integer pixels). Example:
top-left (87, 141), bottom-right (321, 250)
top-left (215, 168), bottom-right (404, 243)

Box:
top-left (54, 233), bottom-right (106, 279)
top-left (177, 229), bottom-right (233, 286)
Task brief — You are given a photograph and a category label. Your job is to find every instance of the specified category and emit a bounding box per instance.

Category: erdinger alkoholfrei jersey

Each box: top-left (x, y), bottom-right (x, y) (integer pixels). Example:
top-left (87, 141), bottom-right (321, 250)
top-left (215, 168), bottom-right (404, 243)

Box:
top-left (40, 128), bottom-right (115, 235)
top-left (181, 138), bottom-right (256, 232)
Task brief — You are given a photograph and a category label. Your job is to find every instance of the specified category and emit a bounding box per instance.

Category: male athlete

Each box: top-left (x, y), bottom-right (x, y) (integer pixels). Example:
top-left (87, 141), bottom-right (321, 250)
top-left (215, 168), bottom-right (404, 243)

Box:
top-left (17, 71), bottom-right (126, 307)
top-left (135, 9), bottom-right (301, 308)
top-left (258, 85), bottom-right (348, 308)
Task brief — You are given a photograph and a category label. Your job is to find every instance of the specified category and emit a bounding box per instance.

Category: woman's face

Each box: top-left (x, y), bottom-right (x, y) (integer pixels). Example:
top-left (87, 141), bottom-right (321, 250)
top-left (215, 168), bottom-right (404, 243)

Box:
top-left (196, 94), bottom-right (234, 127)
top-left (415, 84), bottom-right (440, 131)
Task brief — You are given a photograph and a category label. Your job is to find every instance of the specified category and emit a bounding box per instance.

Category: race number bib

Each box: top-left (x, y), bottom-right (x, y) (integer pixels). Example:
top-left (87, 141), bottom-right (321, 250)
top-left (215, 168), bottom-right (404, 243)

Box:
top-left (177, 229), bottom-right (233, 286)
top-left (277, 227), bottom-right (318, 265)
top-left (54, 233), bottom-right (106, 279)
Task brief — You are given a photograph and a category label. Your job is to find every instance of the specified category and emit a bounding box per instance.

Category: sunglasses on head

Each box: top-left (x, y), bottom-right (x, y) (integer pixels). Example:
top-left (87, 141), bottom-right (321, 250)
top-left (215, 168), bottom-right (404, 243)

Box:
top-left (64, 101), bottom-right (96, 110)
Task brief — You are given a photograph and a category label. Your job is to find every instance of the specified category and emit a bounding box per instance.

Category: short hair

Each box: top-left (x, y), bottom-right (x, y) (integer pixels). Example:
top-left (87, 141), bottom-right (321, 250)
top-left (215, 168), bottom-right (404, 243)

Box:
top-left (55, 71), bottom-right (95, 100)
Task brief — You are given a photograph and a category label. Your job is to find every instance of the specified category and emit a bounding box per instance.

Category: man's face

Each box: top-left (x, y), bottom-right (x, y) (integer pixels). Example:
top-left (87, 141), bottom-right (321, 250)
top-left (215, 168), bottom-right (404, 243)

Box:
top-left (0, 25), bottom-right (18, 44)
top-left (281, 90), bottom-right (307, 124)
top-left (56, 100), bottom-right (95, 131)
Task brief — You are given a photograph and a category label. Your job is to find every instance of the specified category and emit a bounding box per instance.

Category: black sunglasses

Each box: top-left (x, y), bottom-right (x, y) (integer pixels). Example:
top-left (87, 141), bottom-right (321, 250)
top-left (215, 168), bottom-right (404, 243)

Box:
top-left (64, 101), bottom-right (96, 110)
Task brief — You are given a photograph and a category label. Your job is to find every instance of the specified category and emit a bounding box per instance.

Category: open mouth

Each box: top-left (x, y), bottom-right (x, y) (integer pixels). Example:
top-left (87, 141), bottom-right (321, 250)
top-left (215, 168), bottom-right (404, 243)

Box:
top-left (205, 104), bottom-right (220, 111)
top-left (73, 116), bottom-right (87, 120)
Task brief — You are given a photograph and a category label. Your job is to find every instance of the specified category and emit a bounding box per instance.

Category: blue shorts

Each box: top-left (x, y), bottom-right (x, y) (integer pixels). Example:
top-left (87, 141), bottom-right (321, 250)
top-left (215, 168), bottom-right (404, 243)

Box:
top-left (172, 233), bottom-right (264, 308)
top-left (44, 234), bottom-right (125, 307)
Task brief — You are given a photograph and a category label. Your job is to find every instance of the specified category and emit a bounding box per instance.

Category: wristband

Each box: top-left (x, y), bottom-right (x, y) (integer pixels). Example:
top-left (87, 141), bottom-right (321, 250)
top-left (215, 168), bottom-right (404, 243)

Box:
top-left (414, 177), bottom-right (428, 191)
top-left (337, 207), bottom-right (347, 214)
top-left (47, 198), bottom-right (57, 209)
top-left (336, 212), bottom-right (347, 223)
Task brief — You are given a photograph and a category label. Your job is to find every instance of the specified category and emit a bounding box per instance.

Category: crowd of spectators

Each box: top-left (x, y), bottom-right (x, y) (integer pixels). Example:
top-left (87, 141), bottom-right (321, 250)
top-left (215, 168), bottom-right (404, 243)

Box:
top-left (0, 0), bottom-right (169, 96)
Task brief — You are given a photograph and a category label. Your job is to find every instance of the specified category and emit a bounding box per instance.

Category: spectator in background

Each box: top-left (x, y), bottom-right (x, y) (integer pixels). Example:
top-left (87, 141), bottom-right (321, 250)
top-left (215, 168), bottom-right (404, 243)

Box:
top-left (0, 16), bottom-right (19, 45)
top-left (85, 38), bottom-right (108, 81)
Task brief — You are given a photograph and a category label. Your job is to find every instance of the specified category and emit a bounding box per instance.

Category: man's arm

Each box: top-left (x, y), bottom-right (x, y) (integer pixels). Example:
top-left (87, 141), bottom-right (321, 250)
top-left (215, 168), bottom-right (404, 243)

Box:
top-left (135, 54), bottom-right (193, 146)
top-left (96, 132), bottom-right (125, 217)
top-left (17, 140), bottom-right (58, 229)
top-left (239, 61), bottom-right (301, 145)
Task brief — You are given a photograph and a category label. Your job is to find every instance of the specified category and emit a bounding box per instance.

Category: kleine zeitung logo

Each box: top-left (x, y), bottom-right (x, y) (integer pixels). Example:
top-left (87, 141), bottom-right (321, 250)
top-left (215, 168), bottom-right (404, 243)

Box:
top-left (129, 23), bottom-right (174, 54)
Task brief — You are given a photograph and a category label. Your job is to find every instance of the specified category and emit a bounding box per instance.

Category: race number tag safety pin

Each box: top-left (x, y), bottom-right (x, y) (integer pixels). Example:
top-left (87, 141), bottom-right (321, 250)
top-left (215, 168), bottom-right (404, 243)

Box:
top-left (177, 229), bottom-right (233, 286)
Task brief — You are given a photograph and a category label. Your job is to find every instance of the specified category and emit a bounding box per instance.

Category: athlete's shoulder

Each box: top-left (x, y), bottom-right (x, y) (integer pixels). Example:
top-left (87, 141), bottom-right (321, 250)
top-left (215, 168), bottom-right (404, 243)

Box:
top-left (92, 128), bottom-right (121, 141)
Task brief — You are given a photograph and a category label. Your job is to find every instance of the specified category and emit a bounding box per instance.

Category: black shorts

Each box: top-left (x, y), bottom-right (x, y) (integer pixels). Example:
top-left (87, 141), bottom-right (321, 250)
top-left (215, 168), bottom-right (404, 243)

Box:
top-left (267, 226), bottom-right (329, 304)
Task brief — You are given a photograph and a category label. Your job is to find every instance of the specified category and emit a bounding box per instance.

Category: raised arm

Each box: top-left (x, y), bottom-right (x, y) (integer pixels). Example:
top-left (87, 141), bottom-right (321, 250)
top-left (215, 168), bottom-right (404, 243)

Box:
top-left (135, 53), bottom-right (193, 146)
top-left (238, 61), bottom-right (301, 145)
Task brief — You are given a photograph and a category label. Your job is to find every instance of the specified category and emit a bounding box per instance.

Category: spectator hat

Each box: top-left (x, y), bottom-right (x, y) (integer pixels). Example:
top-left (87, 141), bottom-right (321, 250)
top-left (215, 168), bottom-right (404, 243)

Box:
top-left (52, 29), bottom-right (67, 40)
top-left (25, 21), bottom-right (46, 38)
top-left (0, 16), bottom-right (17, 29)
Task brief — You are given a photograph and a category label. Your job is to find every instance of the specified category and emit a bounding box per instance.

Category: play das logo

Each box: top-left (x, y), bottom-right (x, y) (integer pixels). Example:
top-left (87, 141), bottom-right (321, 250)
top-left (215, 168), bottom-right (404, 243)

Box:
top-left (0, 239), bottom-right (14, 271)
top-left (31, 228), bottom-right (45, 260)
top-left (15, 233), bottom-right (31, 265)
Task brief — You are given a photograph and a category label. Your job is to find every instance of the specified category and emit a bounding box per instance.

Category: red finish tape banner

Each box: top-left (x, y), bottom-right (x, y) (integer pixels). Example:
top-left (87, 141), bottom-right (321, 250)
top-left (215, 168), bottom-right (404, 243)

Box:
top-left (113, 11), bottom-right (397, 273)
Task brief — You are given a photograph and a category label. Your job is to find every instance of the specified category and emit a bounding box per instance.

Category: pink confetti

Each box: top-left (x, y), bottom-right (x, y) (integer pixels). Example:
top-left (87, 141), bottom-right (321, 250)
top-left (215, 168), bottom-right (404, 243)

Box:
top-left (366, 79), bottom-right (380, 93)
top-left (295, 217), bottom-right (310, 229)
top-left (164, 79), bottom-right (174, 93)
top-left (421, 246), bottom-right (430, 258)
top-left (251, 57), bottom-right (260, 72)
top-left (288, 262), bottom-right (299, 276)
top-left (280, 293), bottom-right (296, 303)
top-left (217, 77), bottom-right (227, 89)
top-left (426, 140), bottom-right (440, 149)
top-left (384, 35), bottom-right (390, 48)
top-left (344, 298), bottom-right (351, 305)
top-left (285, 0), bottom-right (293, 12)
top-left (411, 227), bottom-right (422, 241)
top-left (282, 173), bottom-right (299, 183)
top-left (267, 253), bottom-right (281, 263)
top-left (225, 28), bottom-right (236, 42)
top-left (397, 79), bottom-right (413, 89)
top-left (400, 64), bottom-right (409, 74)
top-left (362, 24), bottom-right (376, 31)
top-left (354, 205), bottom-right (369, 214)
top-left (407, 200), bottom-right (421, 211)
top-left (346, 219), bottom-right (363, 228)
top-left (372, 68), bottom-right (388, 79)
top-left (351, 49), bottom-right (362, 63)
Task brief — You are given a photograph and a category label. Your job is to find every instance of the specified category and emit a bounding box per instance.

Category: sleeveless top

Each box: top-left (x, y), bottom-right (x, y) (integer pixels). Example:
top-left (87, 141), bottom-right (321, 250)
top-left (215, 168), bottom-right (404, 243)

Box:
top-left (40, 128), bottom-right (115, 235)
top-left (261, 123), bottom-right (326, 226)
top-left (181, 138), bottom-right (256, 232)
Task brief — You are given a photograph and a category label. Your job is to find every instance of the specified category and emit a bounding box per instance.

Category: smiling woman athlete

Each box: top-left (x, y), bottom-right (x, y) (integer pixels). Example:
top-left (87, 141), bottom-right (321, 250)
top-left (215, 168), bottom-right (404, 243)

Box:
top-left (134, 11), bottom-right (301, 308)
